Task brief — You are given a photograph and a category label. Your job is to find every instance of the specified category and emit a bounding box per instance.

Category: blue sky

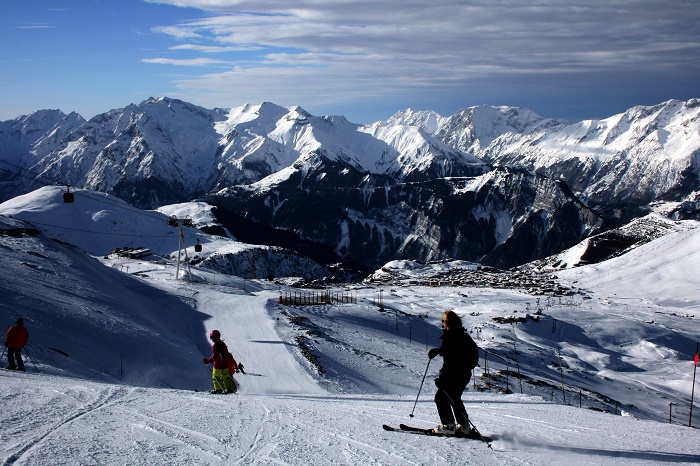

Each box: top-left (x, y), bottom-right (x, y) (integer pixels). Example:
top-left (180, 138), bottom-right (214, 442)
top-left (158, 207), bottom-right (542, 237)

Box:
top-left (2, 0), bottom-right (699, 124)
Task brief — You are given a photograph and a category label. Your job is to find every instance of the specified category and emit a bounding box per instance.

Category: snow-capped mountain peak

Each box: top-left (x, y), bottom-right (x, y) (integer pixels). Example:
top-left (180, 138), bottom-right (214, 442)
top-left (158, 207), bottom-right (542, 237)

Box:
top-left (475, 98), bottom-right (700, 217)
top-left (385, 104), bottom-right (562, 154)
top-left (212, 101), bottom-right (488, 190)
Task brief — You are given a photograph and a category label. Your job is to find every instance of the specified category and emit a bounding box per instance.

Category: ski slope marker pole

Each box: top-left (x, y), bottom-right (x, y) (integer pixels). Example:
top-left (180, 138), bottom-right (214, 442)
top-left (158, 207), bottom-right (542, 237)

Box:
top-left (409, 358), bottom-right (431, 418)
top-left (690, 342), bottom-right (698, 427)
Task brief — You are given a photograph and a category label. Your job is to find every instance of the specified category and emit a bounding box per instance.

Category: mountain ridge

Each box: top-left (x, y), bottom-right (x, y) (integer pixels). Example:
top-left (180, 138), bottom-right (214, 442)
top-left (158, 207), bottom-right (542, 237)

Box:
top-left (2, 96), bottom-right (698, 269)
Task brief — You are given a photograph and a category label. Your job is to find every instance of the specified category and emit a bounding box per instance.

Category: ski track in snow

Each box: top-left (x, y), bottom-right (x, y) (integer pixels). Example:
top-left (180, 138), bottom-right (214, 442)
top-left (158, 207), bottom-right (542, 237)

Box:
top-left (3, 361), bottom-right (700, 465)
top-left (234, 399), bottom-right (270, 465)
top-left (2, 384), bottom-right (133, 466)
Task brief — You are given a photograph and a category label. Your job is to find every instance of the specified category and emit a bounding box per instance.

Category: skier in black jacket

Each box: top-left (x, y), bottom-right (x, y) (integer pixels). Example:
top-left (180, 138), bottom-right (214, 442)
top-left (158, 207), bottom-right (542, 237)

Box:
top-left (428, 309), bottom-right (477, 435)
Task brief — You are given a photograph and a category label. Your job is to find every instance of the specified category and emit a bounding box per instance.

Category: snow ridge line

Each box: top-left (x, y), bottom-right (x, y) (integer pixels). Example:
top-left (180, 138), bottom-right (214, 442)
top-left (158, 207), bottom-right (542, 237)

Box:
top-left (2, 386), bottom-right (133, 466)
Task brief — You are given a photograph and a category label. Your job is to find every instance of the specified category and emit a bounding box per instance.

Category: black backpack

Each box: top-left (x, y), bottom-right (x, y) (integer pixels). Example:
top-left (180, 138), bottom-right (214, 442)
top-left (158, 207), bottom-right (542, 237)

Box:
top-left (464, 331), bottom-right (480, 370)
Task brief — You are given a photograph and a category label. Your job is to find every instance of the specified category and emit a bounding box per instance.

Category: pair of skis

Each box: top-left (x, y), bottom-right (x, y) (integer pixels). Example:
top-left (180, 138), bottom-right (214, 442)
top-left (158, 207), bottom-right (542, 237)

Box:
top-left (383, 423), bottom-right (492, 448)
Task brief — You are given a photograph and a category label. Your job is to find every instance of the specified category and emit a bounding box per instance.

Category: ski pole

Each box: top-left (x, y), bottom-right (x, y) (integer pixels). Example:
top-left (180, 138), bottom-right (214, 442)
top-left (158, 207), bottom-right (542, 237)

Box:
top-left (439, 388), bottom-right (492, 449)
top-left (23, 347), bottom-right (40, 373)
top-left (409, 358), bottom-right (432, 418)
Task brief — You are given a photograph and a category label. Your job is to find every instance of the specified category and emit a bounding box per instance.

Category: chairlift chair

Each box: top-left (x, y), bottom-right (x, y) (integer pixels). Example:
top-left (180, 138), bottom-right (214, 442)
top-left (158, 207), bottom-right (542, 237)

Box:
top-left (63, 186), bottom-right (74, 203)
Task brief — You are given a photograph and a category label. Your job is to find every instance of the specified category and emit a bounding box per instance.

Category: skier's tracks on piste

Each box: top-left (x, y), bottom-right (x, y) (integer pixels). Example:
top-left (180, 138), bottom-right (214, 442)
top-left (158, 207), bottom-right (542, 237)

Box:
top-left (2, 386), bottom-right (133, 466)
top-left (234, 399), bottom-right (271, 465)
top-left (233, 396), bottom-right (437, 466)
top-left (293, 417), bottom-right (429, 465)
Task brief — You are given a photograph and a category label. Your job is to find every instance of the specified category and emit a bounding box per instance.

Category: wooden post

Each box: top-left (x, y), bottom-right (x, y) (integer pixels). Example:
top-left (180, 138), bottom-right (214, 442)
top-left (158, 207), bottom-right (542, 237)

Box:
top-left (558, 348), bottom-right (566, 404)
top-left (514, 341), bottom-right (523, 394)
top-left (485, 349), bottom-right (490, 391)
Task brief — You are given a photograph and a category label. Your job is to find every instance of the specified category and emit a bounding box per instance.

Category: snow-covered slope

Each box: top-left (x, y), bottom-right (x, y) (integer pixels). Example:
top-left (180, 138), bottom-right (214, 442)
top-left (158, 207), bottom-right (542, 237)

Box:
top-left (0, 186), bottom-right (340, 280)
top-left (525, 213), bottom-right (700, 270)
top-left (2, 189), bottom-right (700, 463)
top-left (3, 374), bottom-right (698, 465)
top-left (0, 186), bottom-right (221, 257)
top-left (558, 220), bottom-right (700, 304)
top-left (0, 214), bottom-right (206, 389)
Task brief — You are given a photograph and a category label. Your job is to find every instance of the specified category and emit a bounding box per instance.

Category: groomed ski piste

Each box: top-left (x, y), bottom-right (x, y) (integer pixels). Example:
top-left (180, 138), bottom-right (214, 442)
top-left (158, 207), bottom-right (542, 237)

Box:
top-left (1, 187), bottom-right (700, 465)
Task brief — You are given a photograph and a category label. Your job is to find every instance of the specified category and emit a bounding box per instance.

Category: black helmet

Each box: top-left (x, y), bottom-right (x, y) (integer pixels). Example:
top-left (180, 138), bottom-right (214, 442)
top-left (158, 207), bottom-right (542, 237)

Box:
top-left (209, 329), bottom-right (221, 340)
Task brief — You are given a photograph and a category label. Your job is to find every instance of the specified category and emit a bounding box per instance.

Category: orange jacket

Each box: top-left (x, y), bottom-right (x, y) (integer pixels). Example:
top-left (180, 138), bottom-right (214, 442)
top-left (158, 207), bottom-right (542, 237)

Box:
top-left (5, 325), bottom-right (29, 348)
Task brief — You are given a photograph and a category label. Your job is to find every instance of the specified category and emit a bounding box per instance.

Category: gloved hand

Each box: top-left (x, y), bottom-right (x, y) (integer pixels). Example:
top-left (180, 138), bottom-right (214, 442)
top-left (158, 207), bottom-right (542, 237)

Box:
top-left (428, 348), bottom-right (440, 359)
top-left (202, 358), bottom-right (208, 364)
top-left (434, 378), bottom-right (442, 388)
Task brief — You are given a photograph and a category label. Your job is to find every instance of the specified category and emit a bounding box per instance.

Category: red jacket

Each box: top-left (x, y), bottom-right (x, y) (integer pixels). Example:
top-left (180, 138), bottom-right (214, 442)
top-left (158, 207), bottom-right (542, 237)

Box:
top-left (5, 325), bottom-right (29, 348)
top-left (204, 341), bottom-right (229, 369)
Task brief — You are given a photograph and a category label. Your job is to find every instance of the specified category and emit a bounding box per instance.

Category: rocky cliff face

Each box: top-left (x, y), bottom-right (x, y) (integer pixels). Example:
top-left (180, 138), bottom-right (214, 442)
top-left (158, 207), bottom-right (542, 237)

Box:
top-left (206, 164), bottom-right (604, 269)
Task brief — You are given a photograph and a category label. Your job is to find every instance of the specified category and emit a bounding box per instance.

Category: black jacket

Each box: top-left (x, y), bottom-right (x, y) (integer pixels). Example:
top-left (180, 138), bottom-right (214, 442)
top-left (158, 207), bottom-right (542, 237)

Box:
top-left (435, 327), bottom-right (473, 385)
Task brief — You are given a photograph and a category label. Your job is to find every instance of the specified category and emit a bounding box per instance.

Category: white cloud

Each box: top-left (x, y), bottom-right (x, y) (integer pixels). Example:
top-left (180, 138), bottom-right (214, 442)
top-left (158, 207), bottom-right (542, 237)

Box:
top-left (147, 1), bottom-right (700, 71)
top-left (152, 25), bottom-right (202, 40)
top-left (169, 44), bottom-right (258, 53)
top-left (142, 1), bottom-right (700, 121)
top-left (142, 57), bottom-right (228, 66)
top-left (15, 23), bottom-right (54, 29)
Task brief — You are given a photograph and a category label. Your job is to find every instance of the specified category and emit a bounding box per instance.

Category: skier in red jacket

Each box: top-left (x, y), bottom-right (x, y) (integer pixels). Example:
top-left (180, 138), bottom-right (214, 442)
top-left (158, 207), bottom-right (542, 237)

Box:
top-left (202, 329), bottom-right (236, 394)
top-left (5, 318), bottom-right (29, 371)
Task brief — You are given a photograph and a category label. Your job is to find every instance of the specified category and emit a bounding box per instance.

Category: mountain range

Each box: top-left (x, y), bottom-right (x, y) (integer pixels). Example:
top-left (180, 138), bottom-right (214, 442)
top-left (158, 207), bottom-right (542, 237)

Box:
top-left (1, 96), bottom-right (698, 271)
